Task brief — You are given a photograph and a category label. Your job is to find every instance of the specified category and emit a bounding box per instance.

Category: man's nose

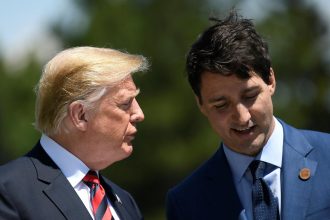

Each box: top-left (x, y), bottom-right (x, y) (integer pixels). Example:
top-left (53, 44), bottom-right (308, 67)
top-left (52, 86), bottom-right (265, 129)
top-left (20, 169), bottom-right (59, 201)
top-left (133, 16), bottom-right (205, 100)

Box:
top-left (130, 99), bottom-right (144, 123)
top-left (231, 103), bottom-right (251, 124)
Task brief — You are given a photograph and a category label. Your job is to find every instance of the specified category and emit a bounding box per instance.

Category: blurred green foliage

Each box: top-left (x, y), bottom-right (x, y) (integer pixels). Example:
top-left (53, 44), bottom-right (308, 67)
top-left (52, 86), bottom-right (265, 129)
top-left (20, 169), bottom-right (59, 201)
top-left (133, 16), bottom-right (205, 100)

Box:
top-left (0, 0), bottom-right (329, 219)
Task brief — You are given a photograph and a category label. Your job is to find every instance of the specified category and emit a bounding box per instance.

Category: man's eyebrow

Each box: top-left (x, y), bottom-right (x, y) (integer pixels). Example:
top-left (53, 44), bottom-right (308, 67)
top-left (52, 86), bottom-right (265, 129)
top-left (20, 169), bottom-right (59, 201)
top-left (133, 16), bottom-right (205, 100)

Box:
top-left (207, 86), bottom-right (261, 103)
top-left (242, 86), bottom-right (261, 94)
top-left (208, 96), bottom-right (226, 104)
top-left (125, 88), bottom-right (140, 99)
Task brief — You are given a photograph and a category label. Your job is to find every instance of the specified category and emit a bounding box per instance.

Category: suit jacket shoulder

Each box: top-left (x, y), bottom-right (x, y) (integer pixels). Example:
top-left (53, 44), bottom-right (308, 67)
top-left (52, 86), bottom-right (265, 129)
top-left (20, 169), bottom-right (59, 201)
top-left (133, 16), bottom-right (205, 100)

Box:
top-left (167, 120), bottom-right (330, 220)
top-left (166, 148), bottom-right (242, 220)
top-left (0, 143), bottom-right (92, 220)
top-left (0, 142), bottom-right (143, 220)
top-left (280, 120), bottom-right (330, 220)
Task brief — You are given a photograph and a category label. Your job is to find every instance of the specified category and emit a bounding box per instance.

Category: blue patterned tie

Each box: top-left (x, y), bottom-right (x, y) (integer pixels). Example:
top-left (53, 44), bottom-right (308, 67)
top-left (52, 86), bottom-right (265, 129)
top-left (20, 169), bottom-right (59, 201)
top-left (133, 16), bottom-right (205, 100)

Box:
top-left (249, 160), bottom-right (279, 220)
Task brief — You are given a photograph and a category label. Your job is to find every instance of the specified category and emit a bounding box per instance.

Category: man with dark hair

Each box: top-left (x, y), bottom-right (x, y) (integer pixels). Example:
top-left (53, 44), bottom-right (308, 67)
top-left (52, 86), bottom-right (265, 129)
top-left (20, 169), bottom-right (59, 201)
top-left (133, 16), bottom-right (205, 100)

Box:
top-left (166, 12), bottom-right (330, 220)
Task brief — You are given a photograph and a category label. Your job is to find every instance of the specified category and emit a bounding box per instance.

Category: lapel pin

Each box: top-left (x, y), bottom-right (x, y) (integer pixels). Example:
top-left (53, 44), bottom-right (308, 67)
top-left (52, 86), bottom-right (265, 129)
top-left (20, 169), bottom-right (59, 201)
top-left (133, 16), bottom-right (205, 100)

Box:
top-left (115, 194), bottom-right (122, 204)
top-left (299, 168), bottom-right (311, 181)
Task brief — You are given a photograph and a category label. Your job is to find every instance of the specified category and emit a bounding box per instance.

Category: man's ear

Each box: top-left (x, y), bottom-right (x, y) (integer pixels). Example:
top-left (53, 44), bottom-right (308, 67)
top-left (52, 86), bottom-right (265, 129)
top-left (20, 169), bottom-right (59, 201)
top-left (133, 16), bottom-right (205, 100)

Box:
top-left (195, 95), bottom-right (207, 116)
top-left (268, 67), bottom-right (276, 95)
top-left (68, 101), bottom-right (88, 131)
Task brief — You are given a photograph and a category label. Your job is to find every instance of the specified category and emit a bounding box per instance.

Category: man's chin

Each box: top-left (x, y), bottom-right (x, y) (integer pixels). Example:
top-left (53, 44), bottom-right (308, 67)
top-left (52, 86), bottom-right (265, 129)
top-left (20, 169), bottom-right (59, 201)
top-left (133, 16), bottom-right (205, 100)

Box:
top-left (122, 143), bottom-right (134, 155)
top-left (227, 140), bottom-right (264, 156)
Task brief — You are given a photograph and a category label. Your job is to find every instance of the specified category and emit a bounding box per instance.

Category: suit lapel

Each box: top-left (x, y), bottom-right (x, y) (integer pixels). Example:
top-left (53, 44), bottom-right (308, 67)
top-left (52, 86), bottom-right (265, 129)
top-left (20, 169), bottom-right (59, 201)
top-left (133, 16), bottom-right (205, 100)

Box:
top-left (204, 147), bottom-right (243, 219)
top-left (43, 174), bottom-right (92, 220)
top-left (112, 200), bottom-right (134, 220)
top-left (280, 121), bottom-right (317, 220)
top-left (100, 176), bottom-right (136, 220)
top-left (28, 143), bottom-right (92, 220)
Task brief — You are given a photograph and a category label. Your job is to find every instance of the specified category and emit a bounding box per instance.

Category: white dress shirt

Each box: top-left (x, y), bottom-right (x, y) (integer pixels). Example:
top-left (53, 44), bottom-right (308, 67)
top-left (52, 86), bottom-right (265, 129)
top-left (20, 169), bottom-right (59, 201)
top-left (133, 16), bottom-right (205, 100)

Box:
top-left (40, 134), bottom-right (120, 220)
top-left (224, 117), bottom-right (283, 220)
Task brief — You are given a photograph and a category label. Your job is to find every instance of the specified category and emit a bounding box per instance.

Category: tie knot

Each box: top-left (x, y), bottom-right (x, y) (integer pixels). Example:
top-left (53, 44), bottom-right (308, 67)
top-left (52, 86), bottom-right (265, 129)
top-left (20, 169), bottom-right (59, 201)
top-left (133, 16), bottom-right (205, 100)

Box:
top-left (249, 160), bottom-right (266, 180)
top-left (83, 170), bottom-right (100, 185)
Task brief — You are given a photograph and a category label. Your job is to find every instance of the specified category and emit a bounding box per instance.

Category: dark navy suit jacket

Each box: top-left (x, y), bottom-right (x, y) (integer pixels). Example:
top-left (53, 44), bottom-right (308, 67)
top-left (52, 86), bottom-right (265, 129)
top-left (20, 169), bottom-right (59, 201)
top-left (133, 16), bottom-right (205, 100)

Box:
top-left (0, 142), bottom-right (143, 220)
top-left (166, 120), bottom-right (330, 220)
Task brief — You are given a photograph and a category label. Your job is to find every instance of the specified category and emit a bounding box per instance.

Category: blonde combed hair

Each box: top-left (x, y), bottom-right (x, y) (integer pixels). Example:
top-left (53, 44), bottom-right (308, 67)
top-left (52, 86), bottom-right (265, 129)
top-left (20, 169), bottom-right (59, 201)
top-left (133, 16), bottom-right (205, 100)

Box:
top-left (34, 46), bottom-right (148, 135)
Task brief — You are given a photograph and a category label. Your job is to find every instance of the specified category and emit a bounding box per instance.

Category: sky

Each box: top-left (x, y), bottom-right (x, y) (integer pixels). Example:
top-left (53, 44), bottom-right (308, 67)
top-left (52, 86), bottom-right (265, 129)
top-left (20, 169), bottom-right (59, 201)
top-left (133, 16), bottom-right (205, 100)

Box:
top-left (0, 0), bottom-right (78, 68)
top-left (1, 0), bottom-right (330, 70)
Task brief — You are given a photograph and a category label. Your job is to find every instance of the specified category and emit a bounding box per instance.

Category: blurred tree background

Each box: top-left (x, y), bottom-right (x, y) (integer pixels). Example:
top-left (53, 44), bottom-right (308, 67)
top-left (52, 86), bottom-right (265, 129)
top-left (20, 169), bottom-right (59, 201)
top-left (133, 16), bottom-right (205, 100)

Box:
top-left (1, 0), bottom-right (330, 219)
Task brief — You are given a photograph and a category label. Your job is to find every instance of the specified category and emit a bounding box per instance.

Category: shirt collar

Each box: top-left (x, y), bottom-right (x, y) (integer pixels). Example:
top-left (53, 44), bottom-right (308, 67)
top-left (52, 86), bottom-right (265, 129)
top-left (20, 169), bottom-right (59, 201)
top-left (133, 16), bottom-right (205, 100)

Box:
top-left (223, 117), bottom-right (283, 183)
top-left (40, 134), bottom-right (90, 188)
top-left (258, 118), bottom-right (283, 168)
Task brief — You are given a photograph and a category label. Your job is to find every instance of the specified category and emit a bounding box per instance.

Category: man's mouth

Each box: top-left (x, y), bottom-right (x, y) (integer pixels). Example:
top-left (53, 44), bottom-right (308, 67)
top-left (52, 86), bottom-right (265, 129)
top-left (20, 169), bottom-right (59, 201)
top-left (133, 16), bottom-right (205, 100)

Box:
top-left (232, 124), bottom-right (256, 134)
top-left (124, 133), bottom-right (136, 142)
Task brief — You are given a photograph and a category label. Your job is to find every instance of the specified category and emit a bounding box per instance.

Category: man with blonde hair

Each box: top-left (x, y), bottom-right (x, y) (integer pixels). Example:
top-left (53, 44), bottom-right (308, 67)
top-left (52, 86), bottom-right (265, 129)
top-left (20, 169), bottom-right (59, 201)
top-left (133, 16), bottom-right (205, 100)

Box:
top-left (0, 46), bottom-right (148, 220)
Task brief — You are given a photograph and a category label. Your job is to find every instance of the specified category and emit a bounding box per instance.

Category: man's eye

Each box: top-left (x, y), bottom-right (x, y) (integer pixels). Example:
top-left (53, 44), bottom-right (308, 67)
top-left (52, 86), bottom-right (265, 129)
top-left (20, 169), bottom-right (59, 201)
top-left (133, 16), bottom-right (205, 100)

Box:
top-left (122, 103), bottom-right (130, 107)
top-left (245, 93), bottom-right (258, 100)
top-left (120, 101), bottom-right (132, 109)
top-left (214, 103), bottom-right (227, 110)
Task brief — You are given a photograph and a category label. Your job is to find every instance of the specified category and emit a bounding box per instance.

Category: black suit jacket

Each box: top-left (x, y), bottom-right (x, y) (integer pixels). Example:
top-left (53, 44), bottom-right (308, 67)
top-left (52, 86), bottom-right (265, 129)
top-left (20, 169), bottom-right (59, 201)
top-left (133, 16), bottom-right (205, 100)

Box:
top-left (0, 142), bottom-right (143, 220)
top-left (166, 120), bottom-right (330, 220)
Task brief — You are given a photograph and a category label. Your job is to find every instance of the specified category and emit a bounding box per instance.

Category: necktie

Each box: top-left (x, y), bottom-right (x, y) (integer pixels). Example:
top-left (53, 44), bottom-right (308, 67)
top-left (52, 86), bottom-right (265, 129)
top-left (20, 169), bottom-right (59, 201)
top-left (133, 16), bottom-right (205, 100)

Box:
top-left (249, 160), bottom-right (279, 220)
top-left (83, 171), bottom-right (113, 220)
